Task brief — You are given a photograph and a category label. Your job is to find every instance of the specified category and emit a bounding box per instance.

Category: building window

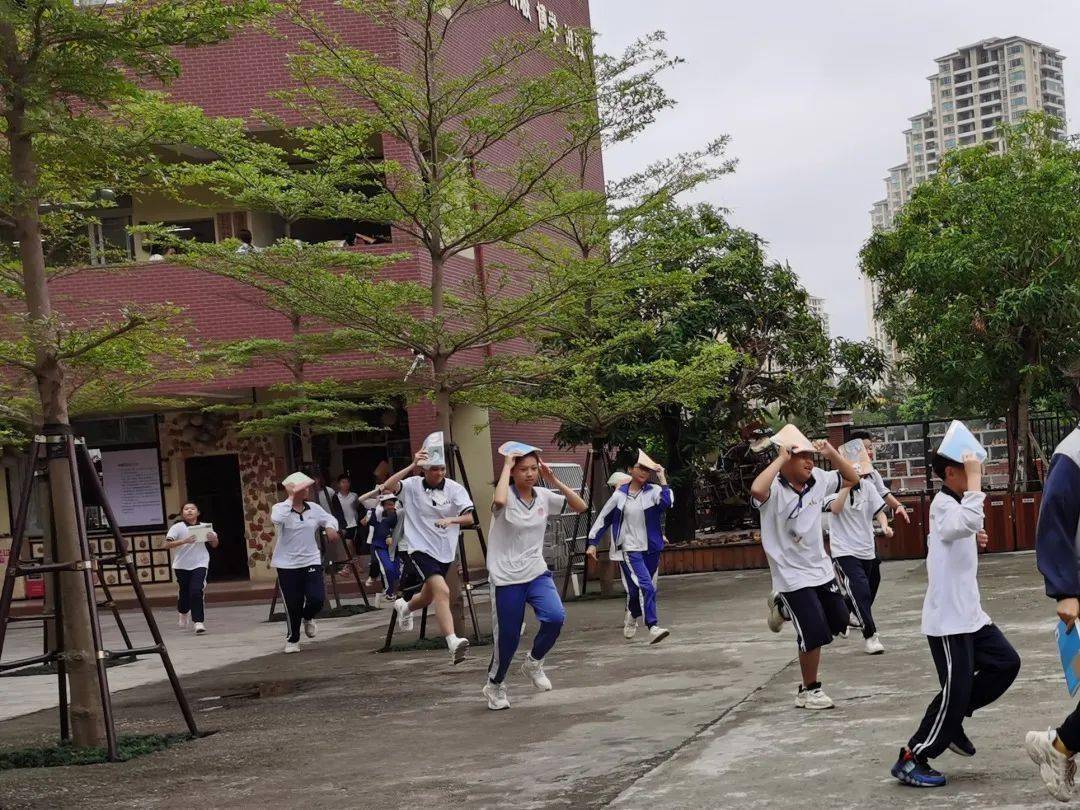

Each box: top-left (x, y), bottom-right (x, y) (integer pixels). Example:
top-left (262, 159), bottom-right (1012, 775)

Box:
top-left (1009, 69), bottom-right (1025, 83)
top-left (945, 138), bottom-right (957, 149)
top-left (1011, 96), bottom-right (1027, 107)
top-left (941, 89), bottom-right (952, 98)
top-left (942, 113), bottom-right (954, 123)
top-left (1008, 44), bottom-right (1024, 55)
top-left (944, 126), bottom-right (955, 135)
top-left (940, 75), bottom-right (951, 85)
top-left (942, 101), bottom-right (954, 111)
top-left (1009, 58), bottom-right (1024, 68)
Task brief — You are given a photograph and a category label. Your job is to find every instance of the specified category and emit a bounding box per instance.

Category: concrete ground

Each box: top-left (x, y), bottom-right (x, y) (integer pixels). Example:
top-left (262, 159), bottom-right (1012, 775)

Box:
top-left (0, 552), bottom-right (1072, 809)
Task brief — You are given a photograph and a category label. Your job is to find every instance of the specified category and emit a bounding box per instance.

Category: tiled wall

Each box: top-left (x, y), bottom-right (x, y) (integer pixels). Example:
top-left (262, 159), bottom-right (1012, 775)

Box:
top-left (869, 418), bottom-right (1011, 492)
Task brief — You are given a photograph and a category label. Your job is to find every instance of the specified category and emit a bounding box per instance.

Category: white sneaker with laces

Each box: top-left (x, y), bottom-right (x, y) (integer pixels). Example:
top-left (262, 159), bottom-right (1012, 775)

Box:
top-left (178, 613), bottom-right (189, 628)
top-left (303, 619), bottom-right (318, 639)
top-left (795, 686), bottom-right (834, 710)
top-left (521, 654), bottom-right (552, 691)
top-left (394, 598), bottom-right (414, 631)
top-left (194, 622), bottom-right (206, 635)
top-left (848, 611), bottom-right (861, 628)
top-left (449, 636), bottom-right (470, 665)
top-left (364, 577), bottom-right (376, 588)
top-left (766, 592), bottom-right (784, 633)
top-left (623, 612), bottom-right (638, 640)
top-left (284, 641), bottom-right (300, 654)
top-left (649, 625), bottom-right (670, 644)
top-left (482, 681), bottom-right (510, 710)
top-left (864, 634), bottom-right (885, 655)
top-left (374, 592), bottom-right (385, 608)
top-left (1025, 728), bottom-right (1077, 802)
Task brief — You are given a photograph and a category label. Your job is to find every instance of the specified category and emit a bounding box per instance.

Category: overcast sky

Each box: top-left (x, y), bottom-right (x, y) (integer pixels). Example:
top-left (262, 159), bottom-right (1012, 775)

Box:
top-left (590, 1), bottom-right (1078, 341)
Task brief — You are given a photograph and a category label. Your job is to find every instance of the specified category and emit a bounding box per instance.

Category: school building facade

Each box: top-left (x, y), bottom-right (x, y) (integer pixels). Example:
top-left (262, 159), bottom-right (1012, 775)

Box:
top-left (0, 0), bottom-right (597, 596)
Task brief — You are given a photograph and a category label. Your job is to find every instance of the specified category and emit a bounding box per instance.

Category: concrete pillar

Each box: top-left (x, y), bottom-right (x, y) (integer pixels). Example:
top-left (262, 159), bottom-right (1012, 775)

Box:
top-left (826, 410), bottom-right (854, 448)
top-left (450, 404), bottom-right (494, 568)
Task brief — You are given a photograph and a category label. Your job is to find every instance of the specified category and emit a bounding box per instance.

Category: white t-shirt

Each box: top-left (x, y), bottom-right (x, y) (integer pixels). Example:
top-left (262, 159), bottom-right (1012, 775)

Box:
top-left (336, 491), bottom-right (359, 529)
top-left (270, 500), bottom-right (339, 569)
top-left (167, 521), bottom-right (210, 571)
top-left (487, 486), bottom-right (565, 586)
top-left (825, 478), bottom-right (886, 561)
top-left (754, 470), bottom-right (843, 593)
top-left (619, 491), bottom-right (649, 552)
top-left (394, 475), bottom-right (474, 564)
top-left (921, 488), bottom-right (991, 636)
top-left (868, 468), bottom-right (891, 498)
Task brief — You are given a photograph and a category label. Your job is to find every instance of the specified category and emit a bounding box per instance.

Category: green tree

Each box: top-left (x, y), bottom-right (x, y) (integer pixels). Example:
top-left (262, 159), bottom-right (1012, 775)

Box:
top-left (269, 0), bottom-right (617, 438)
top-left (541, 203), bottom-right (882, 540)
top-left (161, 238), bottom-right (396, 462)
top-left (861, 114), bottom-right (1080, 489)
top-left (0, 0), bottom-right (268, 747)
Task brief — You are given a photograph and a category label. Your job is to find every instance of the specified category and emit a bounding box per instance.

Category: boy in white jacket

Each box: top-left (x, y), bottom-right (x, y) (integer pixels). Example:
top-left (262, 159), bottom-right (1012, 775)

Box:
top-left (891, 450), bottom-right (1021, 788)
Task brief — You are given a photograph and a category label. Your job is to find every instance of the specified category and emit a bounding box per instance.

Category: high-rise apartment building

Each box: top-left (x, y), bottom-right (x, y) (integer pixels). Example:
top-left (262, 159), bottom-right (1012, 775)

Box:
top-left (864, 36), bottom-right (1066, 364)
top-left (808, 295), bottom-right (831, 339)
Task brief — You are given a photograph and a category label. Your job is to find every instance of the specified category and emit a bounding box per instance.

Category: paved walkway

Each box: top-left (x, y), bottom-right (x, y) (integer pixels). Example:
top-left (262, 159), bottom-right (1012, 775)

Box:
top-left (0, 552), bottom-right (1073, 808)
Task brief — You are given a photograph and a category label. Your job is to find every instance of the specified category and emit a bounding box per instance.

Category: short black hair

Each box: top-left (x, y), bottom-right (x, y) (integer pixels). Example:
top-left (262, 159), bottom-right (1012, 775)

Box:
top-left (849, 430), bottom-right (877, 442)
top-left (931, 451), bottom-right (962, 481)
top-left (238, 228), bottom-right (253, 244)
top-left (337, 473), bottom-right (350, 482)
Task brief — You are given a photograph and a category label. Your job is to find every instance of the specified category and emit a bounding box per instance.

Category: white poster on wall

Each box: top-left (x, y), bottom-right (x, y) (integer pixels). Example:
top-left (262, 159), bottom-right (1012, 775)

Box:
top-left (100, 447), bottom-right (164, 528)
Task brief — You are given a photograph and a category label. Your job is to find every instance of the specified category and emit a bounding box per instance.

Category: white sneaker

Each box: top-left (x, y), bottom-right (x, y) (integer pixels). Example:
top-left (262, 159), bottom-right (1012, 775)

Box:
top-left (649, 626), bottom-right (670, 644)
top-left (623, 612), bottom-right (638, 640)
top-left (864, 634), bottom-right (885, 655)
top-left (521, 654), bottom-right (552, 691)
top-left (767, 592), bottom-right (784, 633)
top-left (364, 577), bottom-right (376, 587)
top-left (194, 622), bottom-right (207, 635)
top-left (394, 598), bottom-right (414, 631)
top-left (795, 685), bottom-right (834, 710)
top-left (848, 611), bottom-right (861, 628)
top-left (284, 641), bottom-right (300, 654)
top-left (178, 613), bottom-right (189, 628)
top-left (449, 636), bottom-right (470, 665)
top-left (1025, 728), bottom-right (1077, 802)
top-left (374, 592), bottom-right (385, 608)
top-left (303, 619), bottom-right (318, 639)
top-left (482, 681), bottom-right (510, 710)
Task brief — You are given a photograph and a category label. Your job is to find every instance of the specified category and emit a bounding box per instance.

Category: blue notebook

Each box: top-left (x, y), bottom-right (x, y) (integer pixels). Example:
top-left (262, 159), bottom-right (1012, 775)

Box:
top-left (1056, 620), bottom-right (1080, 696)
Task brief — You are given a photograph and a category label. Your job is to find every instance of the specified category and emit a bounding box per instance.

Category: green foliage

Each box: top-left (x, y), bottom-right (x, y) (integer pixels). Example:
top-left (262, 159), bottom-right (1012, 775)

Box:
top-left (861, 114), bottom-right (1080, 482)
top-left (0, 733), bottom-right (192, 770)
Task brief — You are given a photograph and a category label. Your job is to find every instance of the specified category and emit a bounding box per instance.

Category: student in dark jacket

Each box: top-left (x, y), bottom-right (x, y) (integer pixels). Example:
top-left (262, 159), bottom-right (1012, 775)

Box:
top-left (1026, 422), bottom-right (1080, 802)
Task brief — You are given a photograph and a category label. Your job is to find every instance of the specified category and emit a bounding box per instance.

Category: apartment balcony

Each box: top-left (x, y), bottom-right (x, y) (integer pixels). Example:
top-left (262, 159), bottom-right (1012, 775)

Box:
top-left (959, 123), bottom-right (976, 134)
top-left (981, 104), bottom-right (1003, 116)
top-left (980, 92), bottom-right (1002, 103)
top-left (977, 65), bottom-right (1001, 78)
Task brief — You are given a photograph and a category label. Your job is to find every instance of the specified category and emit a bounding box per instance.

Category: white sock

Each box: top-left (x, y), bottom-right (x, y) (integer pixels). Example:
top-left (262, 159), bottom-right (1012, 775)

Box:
top-left (445, 633), bottom-right (461, 649)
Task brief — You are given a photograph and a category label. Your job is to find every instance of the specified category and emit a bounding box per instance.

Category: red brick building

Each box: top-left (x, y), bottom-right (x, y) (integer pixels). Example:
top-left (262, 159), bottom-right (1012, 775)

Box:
top-left (10, 0), bottom-right (601, 588)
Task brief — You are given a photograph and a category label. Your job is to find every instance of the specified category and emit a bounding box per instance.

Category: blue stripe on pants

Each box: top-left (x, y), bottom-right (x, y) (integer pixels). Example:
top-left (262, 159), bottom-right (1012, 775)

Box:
top-left (487, 572), bottom-right (566, 684)
top-left (620, 550), bottom-right (660, 627)
top-left (373, 546), bottom-right (400, 596)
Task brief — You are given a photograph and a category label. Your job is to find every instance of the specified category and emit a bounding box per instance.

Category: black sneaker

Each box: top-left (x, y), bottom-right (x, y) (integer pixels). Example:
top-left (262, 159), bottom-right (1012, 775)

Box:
top-left (891, 747), bottom-right (946, 787)
top-left (949, 727), bottom-right (976, 757)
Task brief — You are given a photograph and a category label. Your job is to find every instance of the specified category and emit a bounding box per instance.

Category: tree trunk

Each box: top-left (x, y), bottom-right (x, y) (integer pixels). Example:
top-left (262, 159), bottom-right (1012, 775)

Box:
top-left (1017, 372), bottom-right (1035, 491)
top-left (7, 96), bottom-right (106, 747)
top-left (590, 436), bottom-right (616, 596)
top-left (659, 408), bottom-right (695, 543)
top-left (430, 354), bottom-right (465, 633)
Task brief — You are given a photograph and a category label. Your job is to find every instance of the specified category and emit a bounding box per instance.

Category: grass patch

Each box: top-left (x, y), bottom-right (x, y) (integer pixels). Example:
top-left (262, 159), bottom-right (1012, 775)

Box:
top-left (380, 635), bottom-right (492, 653)
top-left (0, 732), bottom-right (196, 770)
top-left (267, 603), bottom-right (378, 623)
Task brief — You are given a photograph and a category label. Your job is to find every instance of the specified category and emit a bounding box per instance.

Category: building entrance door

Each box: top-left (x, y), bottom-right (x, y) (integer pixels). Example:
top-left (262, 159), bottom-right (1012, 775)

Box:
top-left (184, 454), bottom-right (249, 581)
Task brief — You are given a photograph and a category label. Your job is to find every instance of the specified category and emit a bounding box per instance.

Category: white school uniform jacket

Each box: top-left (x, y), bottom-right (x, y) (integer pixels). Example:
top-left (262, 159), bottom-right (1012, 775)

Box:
top-left (270, 500), bottom-right (339, 569)
top-left (921, 486), bottom-right (991, 637)
top-left (753, 470), bottom-right (843, 593)
top-left (393, 475), bottom-right (474, 564)
top-left (825, 478), bottom-right (886, 561)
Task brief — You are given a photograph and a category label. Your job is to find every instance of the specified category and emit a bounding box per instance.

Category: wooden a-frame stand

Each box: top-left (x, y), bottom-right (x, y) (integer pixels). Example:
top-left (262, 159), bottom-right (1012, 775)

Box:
top-left (0, 427), bottom-right (198, 761)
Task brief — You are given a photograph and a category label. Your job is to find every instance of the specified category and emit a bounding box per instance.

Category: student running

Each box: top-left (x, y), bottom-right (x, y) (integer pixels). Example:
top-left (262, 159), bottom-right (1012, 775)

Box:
top-left (381, 442), bottom-right (477, 665)
top-left (483, 446), bottom-right (587, 710)
top-left (751, 426), bottom-right (860, 710)
top-left (270, 471), bottom-right (342, 654)
top-left (587, 450), bottom-right (674, 644)
top-left (163, 502), bottom-right (219, 635)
